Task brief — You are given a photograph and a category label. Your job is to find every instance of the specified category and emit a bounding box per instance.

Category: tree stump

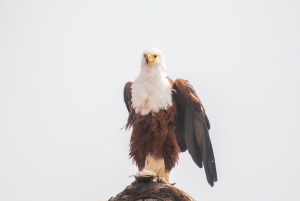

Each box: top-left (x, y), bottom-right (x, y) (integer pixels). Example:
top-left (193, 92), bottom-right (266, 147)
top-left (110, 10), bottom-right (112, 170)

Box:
top-left (109, 181), bottom-right (196, 201)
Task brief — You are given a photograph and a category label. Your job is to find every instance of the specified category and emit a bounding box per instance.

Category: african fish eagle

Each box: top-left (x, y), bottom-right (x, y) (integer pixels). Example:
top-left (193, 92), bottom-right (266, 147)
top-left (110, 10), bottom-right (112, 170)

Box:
top-left (123, 47), bottom-right (217, 186)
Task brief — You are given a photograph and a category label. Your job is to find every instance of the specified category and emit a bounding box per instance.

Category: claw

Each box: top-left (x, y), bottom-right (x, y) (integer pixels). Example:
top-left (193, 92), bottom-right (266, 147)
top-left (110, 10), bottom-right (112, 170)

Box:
top-left (157, 178), bottom-right (170, 184)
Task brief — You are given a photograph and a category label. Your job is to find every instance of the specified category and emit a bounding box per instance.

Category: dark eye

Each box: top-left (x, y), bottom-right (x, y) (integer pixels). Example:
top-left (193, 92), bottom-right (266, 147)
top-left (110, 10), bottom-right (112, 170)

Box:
top-left (154, 55), bottom-right (157, 58)
top-left (144, 54), bottom-right (146, 57)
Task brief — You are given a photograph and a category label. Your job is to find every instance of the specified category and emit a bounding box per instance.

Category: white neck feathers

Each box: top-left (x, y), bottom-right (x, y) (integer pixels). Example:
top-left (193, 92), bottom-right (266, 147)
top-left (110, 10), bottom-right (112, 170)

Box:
top-left (131, 64), bottom-right (173, 115)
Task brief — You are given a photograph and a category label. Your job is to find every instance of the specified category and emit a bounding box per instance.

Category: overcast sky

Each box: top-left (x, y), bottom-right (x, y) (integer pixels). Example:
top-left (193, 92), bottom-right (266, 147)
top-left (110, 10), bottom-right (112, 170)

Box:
top-left (1, 0), bottom-right (300, 200)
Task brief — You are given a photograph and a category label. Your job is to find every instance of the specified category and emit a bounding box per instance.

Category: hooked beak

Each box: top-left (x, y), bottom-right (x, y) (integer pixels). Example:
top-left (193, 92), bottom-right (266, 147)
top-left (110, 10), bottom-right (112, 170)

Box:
top-left (146, 55), bottom-right (150, 65)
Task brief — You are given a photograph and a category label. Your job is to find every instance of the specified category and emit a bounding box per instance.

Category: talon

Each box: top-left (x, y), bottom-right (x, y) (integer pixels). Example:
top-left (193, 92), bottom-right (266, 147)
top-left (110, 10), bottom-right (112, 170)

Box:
top-left (158, 179), bottom-right (170, 184)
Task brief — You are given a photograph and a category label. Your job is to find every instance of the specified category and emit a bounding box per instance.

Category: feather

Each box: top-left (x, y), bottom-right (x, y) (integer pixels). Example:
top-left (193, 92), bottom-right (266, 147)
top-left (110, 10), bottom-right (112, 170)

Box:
top-left (176, 110), bottom-right (187, 152)
top-left (124, 81), bottom-right (133, 112)
top-left (194, 111), bottom-right (217, 186)
top-left (205, 114), bottom-right (211, 130)
top-left (184, 105), bottom-right (203, 168)
top-left (173, 78), bottom-right (217, 187)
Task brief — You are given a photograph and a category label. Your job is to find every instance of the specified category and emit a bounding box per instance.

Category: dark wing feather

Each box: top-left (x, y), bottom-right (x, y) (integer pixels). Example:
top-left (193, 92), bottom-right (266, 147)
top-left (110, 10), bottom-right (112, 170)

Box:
top-left (184, 104), bottom-right (202, 168)
top-left (173, 78), bottom-right (217, 187)
top-left (194, 110), bottom-right (217, 186)
top-left (124, 81), bottom-right (133, 112)
top-left (205, 114), bottom-right (211, 130)
top-left (172, 79), bottom-right (187, 152)
top-left (176, 109), bottom-right (187, 152)
top-left (184, 79), bottom-right (211, 130)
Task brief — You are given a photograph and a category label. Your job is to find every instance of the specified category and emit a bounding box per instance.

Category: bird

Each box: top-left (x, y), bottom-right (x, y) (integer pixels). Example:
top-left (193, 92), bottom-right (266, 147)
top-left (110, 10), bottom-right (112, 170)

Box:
top-left (123, 47), bottom-right (217, 186)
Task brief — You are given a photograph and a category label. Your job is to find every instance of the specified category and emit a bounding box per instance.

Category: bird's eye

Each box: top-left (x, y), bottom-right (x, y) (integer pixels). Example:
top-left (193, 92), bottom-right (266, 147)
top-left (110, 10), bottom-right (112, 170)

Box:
top-left (144, 54), bottom-right (146, 57)
top-left (154, 55), bottom-right (157, 58)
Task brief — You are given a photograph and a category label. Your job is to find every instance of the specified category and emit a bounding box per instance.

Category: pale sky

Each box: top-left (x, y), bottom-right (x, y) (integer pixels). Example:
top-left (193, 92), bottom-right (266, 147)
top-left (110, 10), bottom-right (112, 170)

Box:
top-left (1, 0), bottom-right (300, 200)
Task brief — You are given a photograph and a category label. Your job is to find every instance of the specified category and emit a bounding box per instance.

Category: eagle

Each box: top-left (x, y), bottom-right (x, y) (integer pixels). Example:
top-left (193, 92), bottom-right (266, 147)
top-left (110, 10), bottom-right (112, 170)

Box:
top-left (123, 47), bottom-right (217, 186)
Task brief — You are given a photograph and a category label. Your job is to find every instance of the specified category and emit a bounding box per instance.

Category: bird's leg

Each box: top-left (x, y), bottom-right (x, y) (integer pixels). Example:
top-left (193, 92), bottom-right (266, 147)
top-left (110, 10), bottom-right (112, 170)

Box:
top-left (158, 171), bottom-right (170, 184)
top-left (164, 171), bottom-right (176, 186)
top-left (165, 171), bottom-right (170, 182)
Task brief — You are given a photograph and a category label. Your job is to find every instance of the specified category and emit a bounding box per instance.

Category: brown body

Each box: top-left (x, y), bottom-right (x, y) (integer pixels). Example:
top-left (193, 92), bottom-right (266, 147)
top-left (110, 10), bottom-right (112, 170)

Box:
top-left (125, 80), bottom-right (180, 172)
top-left (124, 78), bottom-right (217, 186)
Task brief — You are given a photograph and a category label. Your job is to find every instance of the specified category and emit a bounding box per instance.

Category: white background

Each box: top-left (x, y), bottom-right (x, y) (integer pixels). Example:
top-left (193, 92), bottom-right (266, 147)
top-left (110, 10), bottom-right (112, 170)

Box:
top-left (1, 0), bottom-right (300, 200)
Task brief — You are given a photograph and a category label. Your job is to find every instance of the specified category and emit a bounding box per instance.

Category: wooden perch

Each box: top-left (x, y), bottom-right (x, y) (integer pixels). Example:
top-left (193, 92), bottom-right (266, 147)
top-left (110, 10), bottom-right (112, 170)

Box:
top-left (109, 181), bottom-right (196, 201)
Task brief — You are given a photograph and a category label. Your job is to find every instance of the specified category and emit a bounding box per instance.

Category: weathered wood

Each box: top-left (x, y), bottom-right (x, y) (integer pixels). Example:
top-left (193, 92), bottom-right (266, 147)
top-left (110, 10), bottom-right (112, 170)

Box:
top-left (109, 182), bottom-right (196, 201)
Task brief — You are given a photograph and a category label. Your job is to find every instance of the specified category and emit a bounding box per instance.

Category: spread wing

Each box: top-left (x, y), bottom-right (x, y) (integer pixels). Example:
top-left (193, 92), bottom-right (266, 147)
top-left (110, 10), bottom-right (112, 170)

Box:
top-left (124, 81), bottom-right (133, 112)
top-left (173, 78), bottom-right (217, 187)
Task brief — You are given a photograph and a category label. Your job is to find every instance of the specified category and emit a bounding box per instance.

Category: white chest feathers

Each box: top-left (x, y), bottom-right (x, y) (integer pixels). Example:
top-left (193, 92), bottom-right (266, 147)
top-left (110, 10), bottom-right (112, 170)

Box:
top-left (131, 70), bottom-right (173, 115)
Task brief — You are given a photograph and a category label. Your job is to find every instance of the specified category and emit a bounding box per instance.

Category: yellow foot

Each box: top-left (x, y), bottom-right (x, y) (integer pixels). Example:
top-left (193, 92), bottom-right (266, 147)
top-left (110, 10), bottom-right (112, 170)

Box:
top-left (157, 178), bottom-right (170, 184)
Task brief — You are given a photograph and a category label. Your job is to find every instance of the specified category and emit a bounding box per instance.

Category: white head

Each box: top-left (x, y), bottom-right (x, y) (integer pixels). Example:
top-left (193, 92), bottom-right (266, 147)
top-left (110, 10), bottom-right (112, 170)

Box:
top-left (141, 47), bottom-right (166, 73)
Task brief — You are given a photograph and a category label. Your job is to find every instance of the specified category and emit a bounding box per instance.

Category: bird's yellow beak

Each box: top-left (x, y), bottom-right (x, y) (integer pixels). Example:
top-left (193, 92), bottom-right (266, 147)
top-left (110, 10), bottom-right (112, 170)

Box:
top-left (145, 54), bottom-right (157, 65)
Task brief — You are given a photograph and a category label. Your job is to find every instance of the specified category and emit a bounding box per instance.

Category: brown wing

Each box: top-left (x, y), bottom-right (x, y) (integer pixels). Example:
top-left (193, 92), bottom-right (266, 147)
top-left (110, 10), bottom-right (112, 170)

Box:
top-left (124, 81), bottom-right (133, 112)
top-left (173, 78), bottom-right (217, 187)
